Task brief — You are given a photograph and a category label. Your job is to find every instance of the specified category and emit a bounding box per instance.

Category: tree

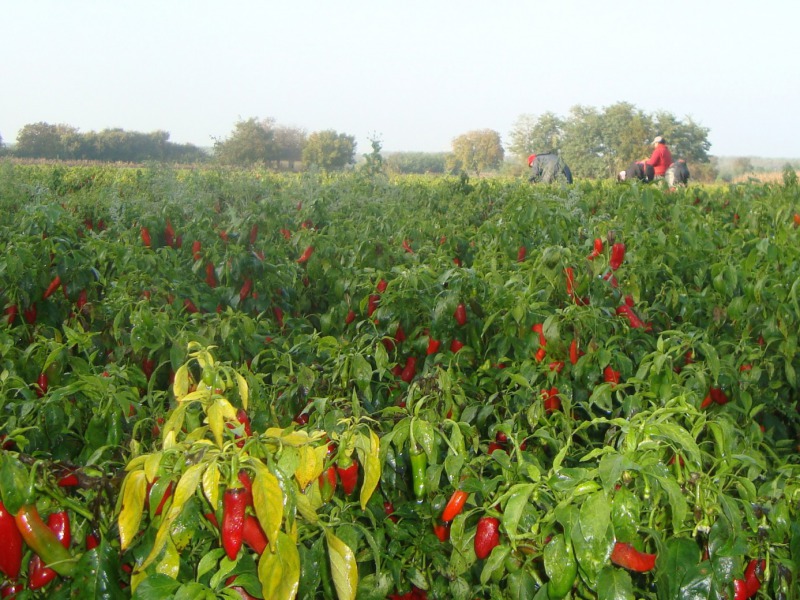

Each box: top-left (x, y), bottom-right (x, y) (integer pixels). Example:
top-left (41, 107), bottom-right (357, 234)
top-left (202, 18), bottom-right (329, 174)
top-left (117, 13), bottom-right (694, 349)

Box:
top-left (385, 152), bottom-right (447, 174)
top-left (302, 130), bottom-right (356, 171)
top-left (214, 118), bottom-right (277, 166)
top-left (450, 129), bottom-right (504, 176)
top-left (507, 112), bottom-right (564, 160)
top-left (273, 125), bottom-right (307, 170)
top-left (651, 112), bottom-right (711, 163)
top-left (560, 106), bottom-right (607, 179)
top-left (15, 122), bottom-right (79, 159)
top-left (0, 132), bottom-right (5, 156)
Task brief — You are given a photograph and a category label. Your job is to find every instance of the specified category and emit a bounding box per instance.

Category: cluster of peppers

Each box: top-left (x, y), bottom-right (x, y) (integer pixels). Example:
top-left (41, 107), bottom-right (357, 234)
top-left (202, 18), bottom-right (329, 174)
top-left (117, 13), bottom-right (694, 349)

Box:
top-left (0, 500), bottom-right (76, 595)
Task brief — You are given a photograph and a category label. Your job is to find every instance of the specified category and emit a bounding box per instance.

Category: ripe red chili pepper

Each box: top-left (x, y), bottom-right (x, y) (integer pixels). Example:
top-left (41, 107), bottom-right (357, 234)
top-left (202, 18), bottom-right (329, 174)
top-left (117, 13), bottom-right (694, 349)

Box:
top-left (744, 558), bottom-right (765, 596)
top-left (237, 470), bottom-right (253, 507)
top-left (733, 579), bottom-right (748, 600)
top-left (239, 278), bottom-right (253, 303)
top-left (604, 365), bottom-right (621, 385)
top-left (140, 226), bottom-right (151, 247)
top-left (383, 502), bottom-right (398, 523)
top-left (587, 237), bottom-right (604, 259)
top-left (609, 541), bottom-right (656, 572)
top-left (0, 501), bottom-right (22, 580)
top-left (222, 488), bottom-right (247, 560)
top-left (23, 303), bottom-right (37, 325)
top-left (85, 533), bottom-right (99, 550)
top-left (565, 267), bottom-right (575, 297)
top-left (487, 441), bottom-right (504, 454)
top-left (367, 294), bottom-right (380, 317)
top-left (610, 243), bottom-right (626, 270)
top-left (400, 356), bottom-right (417, 383)
top-left (192, 240), bottom-right (202, 261)
top-left (3, 305), bottom-right (18, 326)
top-left (141, 357), bottom-right (155, 381)
top-left (319, 466), bottom-right (337, 502)
top-left (402, 239), bottom-right (414, 254)
top-left (549, 361), bottom-right (565, 373)
top-left (426, 336), bottom-right (441, 355)
top-left (237, 409), bottom-right (252, 438)
top-left (36, 372), bottom-right (48, 397)
top-left (345, 309), bottom-right (356, 325)
top-left (164, 220), bottom-right (175, 248)
top-left (442, 490), bottom-right (469, 522)
top-left (219, 230), bottom-right (229, 243)
top-left (75, 289), bottom-right (88, 312)
top-left (474, 517), bottom-right (500, 559)
top-left (242, 515), bottom-right (268, 555)
top-left (542, 387), bottom-right (561, 413)
top-left (249, 223), bottom-right (258, 245)
top-left (205, 262), bottom-right (217, 288)
top-left (1, 582), bottom-right (22, 598)
top-left (517, 246), bottom-right (527, 262)
top-left (616, 305), bottom-right (647, 329)
top-left (28, 510), bottom-right (71, 590)
top-left (450, 339), bottom-right (464, 353)
top-left (433, 521), bottom-right (450, 542)
top-left (42, 275), bottom-right (62, 300)
top-left (454, 303), bottom-right (467, 326)
top-left (14, 505), bottom-right (75, 577)
top-left (336, 460), bottom-right (359, 496)
top-left (710, 387), bottom-right (729, 405)
top-left (297, 246), bottom-right (314, 263)
top-left (57, 473), bottom-right (80, 488)
top-left (376, 279), bottom-right (388, 293)
top-left (183, 299), bottom-right (199, 314)
top-left (150, 480), bottom-right (174, 517)
top-left (569, 339), bottom-right (579, 365)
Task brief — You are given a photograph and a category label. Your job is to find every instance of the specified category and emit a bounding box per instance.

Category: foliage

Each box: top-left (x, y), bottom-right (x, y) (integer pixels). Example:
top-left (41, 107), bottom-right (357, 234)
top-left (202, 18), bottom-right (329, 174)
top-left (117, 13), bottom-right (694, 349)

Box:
top-left (385, 152), bottom-right (447, 174)
top-left (302, 130), bottom-right (357, 171)
top-left (449, 129), bottom-right (504, 175)
top-left (0, 165), bottom-right (799, 599)
top-left (214, 118), bottom-right (278, 166)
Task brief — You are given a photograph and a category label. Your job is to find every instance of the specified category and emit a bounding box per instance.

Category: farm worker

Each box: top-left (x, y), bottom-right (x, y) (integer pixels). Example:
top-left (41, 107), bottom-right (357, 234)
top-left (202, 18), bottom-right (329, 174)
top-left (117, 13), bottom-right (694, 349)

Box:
top-left (645, 135), bottom-right (673, 177)
top-left (618, 161), bottom-right (654, 183)
top-left (665, 159), bottom-right (690, 187)
top-left (528, 152), bottom-right (573, 184)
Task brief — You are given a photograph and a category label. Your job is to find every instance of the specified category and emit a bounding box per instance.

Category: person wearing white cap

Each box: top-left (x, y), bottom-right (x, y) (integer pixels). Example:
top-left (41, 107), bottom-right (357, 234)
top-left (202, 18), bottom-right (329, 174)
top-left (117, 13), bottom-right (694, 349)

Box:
top-left (644, 136), bottom-right (673, 177)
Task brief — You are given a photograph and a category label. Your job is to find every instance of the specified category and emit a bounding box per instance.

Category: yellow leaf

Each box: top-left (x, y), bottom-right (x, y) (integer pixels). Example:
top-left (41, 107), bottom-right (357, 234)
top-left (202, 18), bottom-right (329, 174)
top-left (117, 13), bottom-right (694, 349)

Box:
top-left (173, 364), bottom-right (189, 399)
top-left (207, 399), bottom-right (224, 448)
top-left (235, 371), bottom-right (249, 410)
top-left (178, 389), bottom-right (211, 404)
top-left (156, 539), bottom-right (181, 579)
top-left (124, 455), bottom-right (147, 472)
top-left (294, 445), bottom-right (324, 491)
top-left (118, 470), bottom-right (147, 551)
top-left (257, 531), bottom-right (300, 600)
top-left (295, 488), bottom-right (319, 524)
top-left (144, 452), bottom-right (163, 483)
top-left (130, 570), bottom-right (147, 594)
top-left (326, 530), bottom-right (358, 600)
top-left (252, 462), bottom-right (284, 552)
top-left (356, 429), bottom-right (381, 510)
top-left (202, 462), bottom-right (220, 512)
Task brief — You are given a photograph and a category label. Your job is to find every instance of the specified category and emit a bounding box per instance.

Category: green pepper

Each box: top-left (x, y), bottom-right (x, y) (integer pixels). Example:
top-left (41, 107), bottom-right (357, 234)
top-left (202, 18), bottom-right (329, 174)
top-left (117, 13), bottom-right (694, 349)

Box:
top-left (409, 448), bottom-right (427, 500)
top-left (544, 533), bottom-right (577, 599)
top-left (15, 504), bottom-right (76, 577)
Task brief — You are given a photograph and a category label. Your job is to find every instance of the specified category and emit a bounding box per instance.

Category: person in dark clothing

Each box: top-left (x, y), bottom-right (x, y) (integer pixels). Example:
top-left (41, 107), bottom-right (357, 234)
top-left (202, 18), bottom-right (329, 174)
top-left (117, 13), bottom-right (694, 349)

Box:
top-left (666, 159), bottom-right (690, 187)
top-left (528, 152), bottom-right (573, 184)
top-left (618, 162), bottom-right (654, 183)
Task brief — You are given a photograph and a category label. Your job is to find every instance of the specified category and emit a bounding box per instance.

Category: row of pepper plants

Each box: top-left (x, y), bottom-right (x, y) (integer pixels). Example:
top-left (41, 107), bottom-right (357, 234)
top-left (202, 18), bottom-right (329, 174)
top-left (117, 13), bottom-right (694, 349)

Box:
top-left (0, 161), bottom-right (799, 599)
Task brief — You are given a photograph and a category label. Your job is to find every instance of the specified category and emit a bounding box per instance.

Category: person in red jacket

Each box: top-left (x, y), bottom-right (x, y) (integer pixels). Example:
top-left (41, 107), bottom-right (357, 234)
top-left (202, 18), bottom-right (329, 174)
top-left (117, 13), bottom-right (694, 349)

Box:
top-left (645, 136), bottom-right (673, 177)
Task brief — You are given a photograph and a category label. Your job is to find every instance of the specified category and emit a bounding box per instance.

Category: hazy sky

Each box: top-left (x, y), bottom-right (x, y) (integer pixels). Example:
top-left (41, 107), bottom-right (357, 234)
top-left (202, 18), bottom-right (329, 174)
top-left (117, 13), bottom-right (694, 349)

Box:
top-left (3, 0), bottom-right (799, 158)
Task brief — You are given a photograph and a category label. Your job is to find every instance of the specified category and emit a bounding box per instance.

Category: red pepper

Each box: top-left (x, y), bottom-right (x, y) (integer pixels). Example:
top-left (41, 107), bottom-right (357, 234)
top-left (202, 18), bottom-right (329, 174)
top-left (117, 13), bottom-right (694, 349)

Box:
top-left (517, 246), bottom-right (526, 262)
top-left (549, 361), bottom-right (565, 373)
top-left (609, 541), bottom-right (656, 572)
top-left (367, 294), bottom-right (380, 317)
top-left (733, 579), bottom-right (748, 600)
top-left (383, 502), bottom-right (398, 523)
top-left (249, 223), bottom-right (258, 245)
top-left (219, 230), bottom-right (229, 243)
top-left (237, 471), bottom-right (253, 507)
top-left (205, 262), bottom-right (217, 288)
top-left (565, 267), bottom-right (575, 297)
top-left (239, 278), bottom-right (253, 303)
top-left (192, 240), bottom-right (202, 261)
top-left (23, 303), bottom-right (37, 325)
top-left (604, 365), bottom-right (621, 385)
top-left (57, 473), bottom-right (80, 488)
top-left (183, 299), bottom-right (199, 314)
top-left (336, 460), bottom-right (359, 496)
top-left (345, 309), bottom-right (356, 325)
top-left (487, 442), bottom-right (504, 454)
top-left (28, 510), bottom-right (71, 590)
top-left (710, 387), bottom-right (729, 405)
top-left (433, 521), bottom-right (450, 542)
top-left (43, 275), bottom-right (62, 300)
top-left (441, 490), bottom-right (469, 522)
top-left (75, 289), bottom-right (88, 312)
top-left (426, 336), bottom-right (441, 355)
top-left (542, 387), bottom-right (561, 413)
top-left (400, 356), bottom-right (417, 383)
top-left (279, 228), bottom-right (292, 240)
top-left (150, 480), bottom-right (174, 516)
top-left (402, 239), bottom-right (414, 253)
top-left (0, 501), bottom-right (22, 580)
top-left (454, 303), bottom-right (467, 326)
top-left (164, 220), bottom-right (175, 248)
top-left (569, 339), bottom-right (580, 365)
top-left (449, 339), bottom-right (464, 353)
top-left (14, 505), bottom-right (75, 577)
top-left (222, 488), bottom-right (247, 560)
top-left (744, 558), bottom-right (765, 596)
top-left (142, 357), bottom-right (155, 381)
top-left (3, 305), bottom-right (18, 326)
top-left (85, 533), bottom-right (99, 550)
top-left (237, 409), bottom-right (252, 438)
top-left (474, 517), bottom-right (500, 559)
top-left (376, 279), bottom-right (388, 293)
top-left (610, 243), bottom-right (626, 270)
top-left (319, 466), bottom-right (337, 502)
top-left (297, 246), bottom-right (314, 263)
top-left (272, 306), bottom-right (284, 328)
top-left (535, 347), bottom-right (547, 362)
top-left (587, 237), bottom-right (603, 259)
top-left (242, 515), bottom-right (268, 554)
top-left (140, 226), bottom-right (151, 248)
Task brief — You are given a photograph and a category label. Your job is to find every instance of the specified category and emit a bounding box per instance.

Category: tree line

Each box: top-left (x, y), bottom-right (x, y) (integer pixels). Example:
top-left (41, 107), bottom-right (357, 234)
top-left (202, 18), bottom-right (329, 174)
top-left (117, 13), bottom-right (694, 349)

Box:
top-left (0, 102), bottom-right (714, 178)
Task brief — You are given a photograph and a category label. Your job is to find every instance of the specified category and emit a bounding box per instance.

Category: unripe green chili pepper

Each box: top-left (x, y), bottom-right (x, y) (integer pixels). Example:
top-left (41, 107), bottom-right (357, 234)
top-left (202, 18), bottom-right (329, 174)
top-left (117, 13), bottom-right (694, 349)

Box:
top-left (409, 448), bottom-right (427, 500)
top-left (222, 488), bottom-right (247, 560)
top-left (14, 505), bottom-right (75, 577)
top-left (0, 500), bottom-right (22, 580)
top-left (28, 510), bottom-right (71, 589)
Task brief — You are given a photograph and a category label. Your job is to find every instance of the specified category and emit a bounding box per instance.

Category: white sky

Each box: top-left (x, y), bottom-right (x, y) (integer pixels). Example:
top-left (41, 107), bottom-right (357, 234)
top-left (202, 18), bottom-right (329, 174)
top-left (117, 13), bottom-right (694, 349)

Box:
top-left (2, 0), bottom-right (798, 158)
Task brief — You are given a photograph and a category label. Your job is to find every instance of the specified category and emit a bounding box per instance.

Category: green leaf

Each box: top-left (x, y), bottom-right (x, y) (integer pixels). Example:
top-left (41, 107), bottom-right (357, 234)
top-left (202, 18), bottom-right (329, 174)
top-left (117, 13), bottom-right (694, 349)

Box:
top-left (258, 531), bottom-right (300, 600)
top-left (130, 573), bottom-right (181, 600)
top-left (326, 529), bottom-right (358, 600)
top-left (500, 483), bottom-right (534, 540)
top-left (596, 566), bottom-right (634, 600)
